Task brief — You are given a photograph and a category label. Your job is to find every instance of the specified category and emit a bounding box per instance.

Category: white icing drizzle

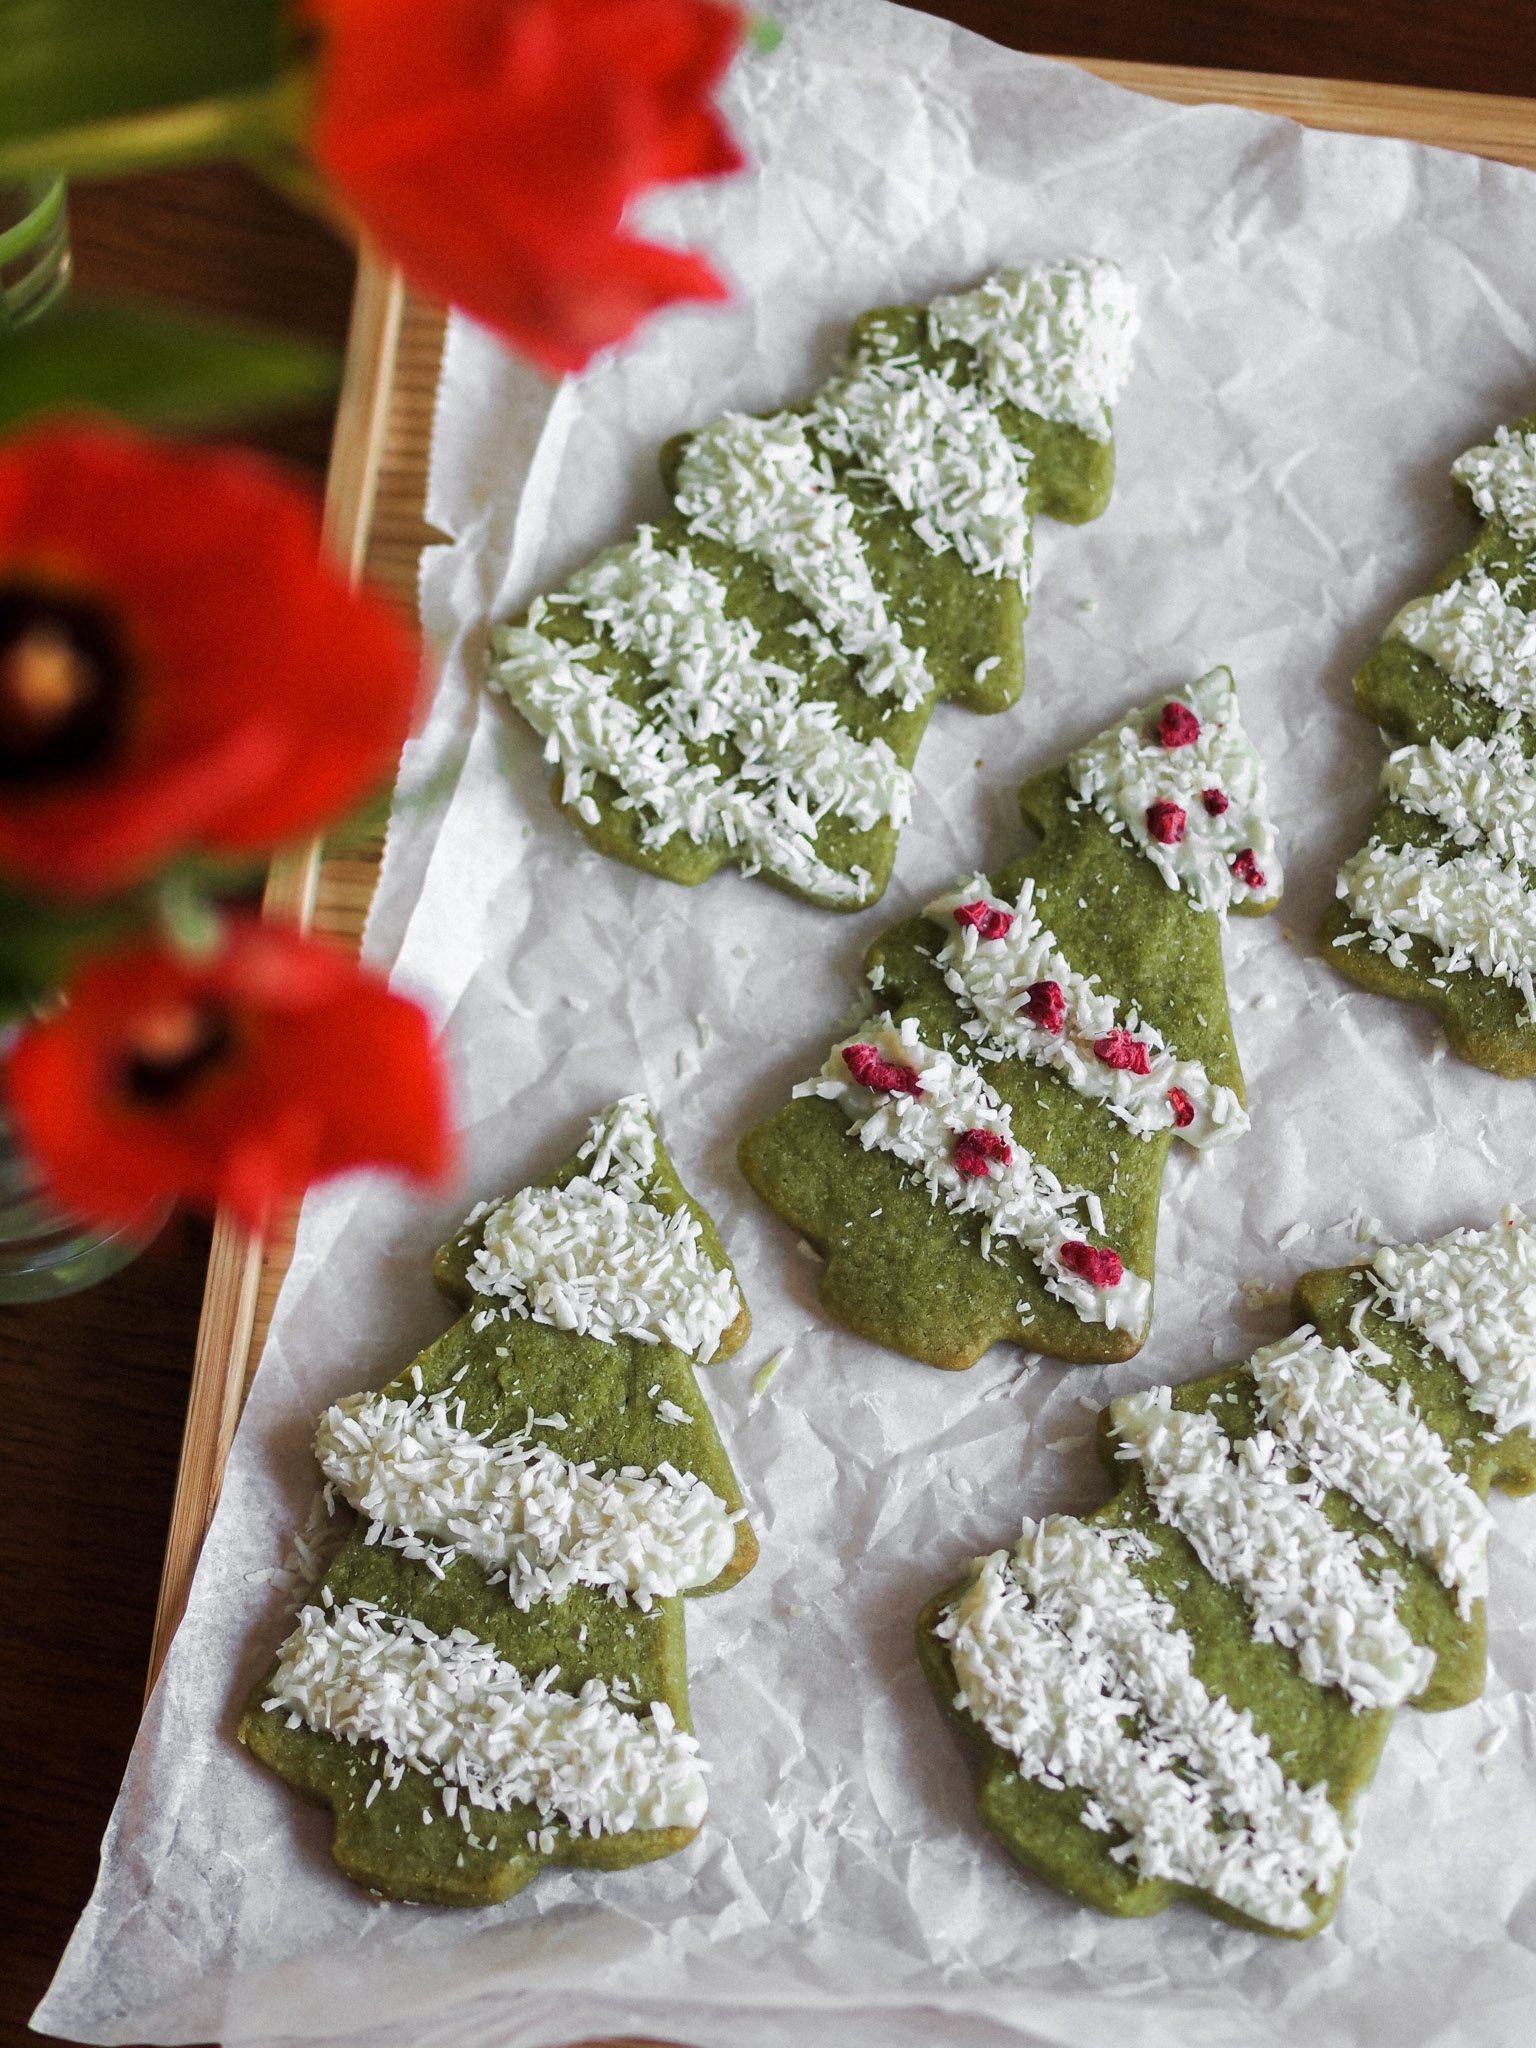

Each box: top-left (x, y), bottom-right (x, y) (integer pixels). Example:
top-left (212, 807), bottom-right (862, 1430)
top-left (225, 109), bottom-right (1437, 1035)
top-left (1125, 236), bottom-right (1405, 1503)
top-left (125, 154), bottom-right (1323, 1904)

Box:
top-left (316, 1389), bottom-right (738, 1612)
top-left (1372, 1206), bottom-right (1536, 1436)
top-left (923, 875), bottom-right (1246, 1148)
top-left (809, 352), bottom-right (1032, 589)
top-left (1390, 574), bottom-right (1536, 719)
top-left (1381, 725), bottom-right (1536, 865)
top-left (1246, 1329), bottom-right (1490, 1620)
top-left (265, 1598), bottom-right (707, 1834)
top-left (1452, 425), bottom-right (1536, 545)
top-left (673, 410), bottom-right (932, 713)
top-left (1069, 668), bottom-right (1282, 913)
top-left (1110, 1389), bottom-right (1435, 1710)
top-left (938, 1524), bottom-right (1351, 1932)
top-left (1335, 838), bottom-right (1536, 1020)
top-left (927, 257), bottom-right (1139, 443)
top-left (794, 1012), bottom-right (1150, 1333)
top-left (488, 524), bottom-right (914, 905)
top-left (466, 1097), bottom-right (742, 1359)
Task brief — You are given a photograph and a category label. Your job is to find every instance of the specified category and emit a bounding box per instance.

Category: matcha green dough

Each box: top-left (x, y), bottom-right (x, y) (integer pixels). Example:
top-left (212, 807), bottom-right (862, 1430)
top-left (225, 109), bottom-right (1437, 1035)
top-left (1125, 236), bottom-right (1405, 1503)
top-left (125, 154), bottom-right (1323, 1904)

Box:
top-left (487, 260), bottom-right (1133, 911)
top-left (240, 1101), bottom-right (754, 1907)
top-left (916, 1258), bottom-right (1536, 1937)
top-left (1323, 405), bottom-right (1536, 1074)
top-left (738, 679), bottom-right (1279, 1372)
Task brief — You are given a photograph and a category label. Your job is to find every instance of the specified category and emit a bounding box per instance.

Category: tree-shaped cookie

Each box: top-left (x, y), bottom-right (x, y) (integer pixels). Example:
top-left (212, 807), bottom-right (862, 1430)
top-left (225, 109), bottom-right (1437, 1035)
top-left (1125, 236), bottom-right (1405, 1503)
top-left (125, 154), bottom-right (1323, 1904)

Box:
top-left (1325, 408), bottom-right (1536, 1073)
top-left (241, 1097), bottom-right (755, 1906)
top-left (488, 258), bottom-right (1138, 910)
top-left (918, 1209), bottom-right (1536, 1937)
top-left (739, 668), bottom-right (1282, 1369)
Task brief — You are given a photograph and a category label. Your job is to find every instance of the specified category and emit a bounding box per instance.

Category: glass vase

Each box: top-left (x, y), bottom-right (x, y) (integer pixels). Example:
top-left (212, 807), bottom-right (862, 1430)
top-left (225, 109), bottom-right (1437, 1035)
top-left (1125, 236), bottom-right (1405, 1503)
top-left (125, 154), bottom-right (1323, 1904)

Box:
top-left (0, 175), bottom-right (71, 330)
top-left (0, 1105), bottom-right (168, 1303)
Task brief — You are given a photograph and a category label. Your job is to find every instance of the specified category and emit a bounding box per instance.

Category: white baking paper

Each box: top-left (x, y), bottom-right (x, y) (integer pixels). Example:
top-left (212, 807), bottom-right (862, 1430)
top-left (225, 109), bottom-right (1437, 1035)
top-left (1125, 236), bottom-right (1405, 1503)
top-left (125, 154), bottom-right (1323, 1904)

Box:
top-left (36, 5), bottom-right (1536, 2045)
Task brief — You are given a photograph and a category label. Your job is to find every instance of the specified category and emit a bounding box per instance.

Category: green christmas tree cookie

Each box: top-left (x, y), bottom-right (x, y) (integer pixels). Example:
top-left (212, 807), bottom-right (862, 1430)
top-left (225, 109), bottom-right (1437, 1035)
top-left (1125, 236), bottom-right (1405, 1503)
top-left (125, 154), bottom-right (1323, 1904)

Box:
top-left (739, 668), bottom-right (1282, 1369)
top-left (241, 1097), bottom-right (755, 1906)
top-left (487, 258), bottom-right (1138, 911)
top-left (1325, 408), bottom-right (1536, 1073)
top-left (918, 1210), bottom-right (1536, 1937)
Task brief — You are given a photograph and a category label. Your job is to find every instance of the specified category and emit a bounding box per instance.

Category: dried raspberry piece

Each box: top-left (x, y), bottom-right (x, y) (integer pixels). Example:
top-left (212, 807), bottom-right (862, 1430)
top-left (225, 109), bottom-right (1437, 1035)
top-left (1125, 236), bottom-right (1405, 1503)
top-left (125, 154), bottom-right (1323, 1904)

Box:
top-left (1019, 979), bottom-right (1066, 1034)
top-left (1059, 1241), bottom-right (1124, 1288)
top-left (1146, 799), bottom-right (1186, 845)
top-left (1201, 787), bottom-right (1229, 816)
top-left (953, 1128), bottom-right (1012, 1178)
top-left (1231, 848), bottom-right (1266, 890)
top-left (1093, 1028), bottom-right (1152, 1076)
top-left (1157, 701), bottom-right (1201, 748)
top-left (1167, 1087), bottom-right (1195, 1128)
top-left (953, 900), bottom-right (1014, 941)
top-left (842, 1043), bottom-right (923, 1097)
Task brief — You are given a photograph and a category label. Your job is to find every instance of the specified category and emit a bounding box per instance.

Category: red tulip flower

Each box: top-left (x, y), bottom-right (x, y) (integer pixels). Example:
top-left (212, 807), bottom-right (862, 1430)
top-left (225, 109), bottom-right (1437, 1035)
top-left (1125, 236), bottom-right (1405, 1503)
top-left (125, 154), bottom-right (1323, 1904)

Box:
top-left (307, 0), bottom-right (747, 376)
top-left (0, 424), bottom-right (420, 899)
top-left (3, 919), bottom-right (454, 1229)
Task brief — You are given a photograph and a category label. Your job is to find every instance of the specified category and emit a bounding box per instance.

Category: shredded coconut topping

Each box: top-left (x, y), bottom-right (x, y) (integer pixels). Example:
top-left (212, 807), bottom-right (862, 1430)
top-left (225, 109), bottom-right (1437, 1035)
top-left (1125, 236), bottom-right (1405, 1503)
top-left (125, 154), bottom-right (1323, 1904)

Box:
top-left (673, 410), bottom-right (932, 713)
top-left (927, 258), bottom-right (1139, 443)
top-left (1069, 670), bottom-right (1281, 912)
top-left (1373, 1206), bottom-right (1536, 1435)
top-left (1111, 1389), bottom-right (1435, 1710)
top-left (1451, 426), bottom-right (1536, 544)
top-left (1246, 1329), bottom-right (1490, 1619)
top-left (1391, 574), bottom-right (1536, 719)
top-left (1336, 839), bottom-right (1536, 1020)
top-left (924, 875), bottom-right (1246, 1147)
top-left (809, 353), bottom-right (1032, 588)
top-left (316, 1390), bottom-right (737, 1612)
top-left (939, 1525), bottom-right (1351, 1931)
top-left (795, 1012), bottom-right (1150, 1333)
top-left (465, 1097), bottom-right (742, 1359)
top-left (266, 1599), bottom-right (706, 1834)
top-left (1381, 725), bottom-right (1536, 866)
top-left (488, 527), bottom-right (914, 905)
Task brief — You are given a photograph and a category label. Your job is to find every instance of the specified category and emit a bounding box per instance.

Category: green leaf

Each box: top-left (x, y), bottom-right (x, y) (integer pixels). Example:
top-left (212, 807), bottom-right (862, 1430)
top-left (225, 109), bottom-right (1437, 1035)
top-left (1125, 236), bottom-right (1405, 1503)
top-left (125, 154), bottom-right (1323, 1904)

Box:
top-left (0, 299), bottom-right (339, 435)
top-left (0, 0), bottom-right (288, 147)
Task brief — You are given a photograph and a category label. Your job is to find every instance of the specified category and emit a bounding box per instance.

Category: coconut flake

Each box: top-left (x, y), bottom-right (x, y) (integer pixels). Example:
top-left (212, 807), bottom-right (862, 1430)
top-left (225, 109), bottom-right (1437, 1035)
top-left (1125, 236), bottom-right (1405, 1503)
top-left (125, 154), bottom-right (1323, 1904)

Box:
top-left (1390, 574), bottom-right (1536, 719)
top-left (1372, 1206), bottom-right (1536, 1436)
top-left (1451, 426), bottom-right (1536, 544)
top-left (1381, 725), bottom-right (1536, 866)
top-left (1336, 839), bottom-right (1536, 1020)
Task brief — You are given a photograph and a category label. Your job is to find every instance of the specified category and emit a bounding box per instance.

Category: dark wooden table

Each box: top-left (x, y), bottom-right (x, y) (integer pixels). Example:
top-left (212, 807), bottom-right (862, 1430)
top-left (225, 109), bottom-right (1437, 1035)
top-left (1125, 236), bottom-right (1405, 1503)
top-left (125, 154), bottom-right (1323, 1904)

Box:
top-left (6, 9), bottom-right (1535, 2045)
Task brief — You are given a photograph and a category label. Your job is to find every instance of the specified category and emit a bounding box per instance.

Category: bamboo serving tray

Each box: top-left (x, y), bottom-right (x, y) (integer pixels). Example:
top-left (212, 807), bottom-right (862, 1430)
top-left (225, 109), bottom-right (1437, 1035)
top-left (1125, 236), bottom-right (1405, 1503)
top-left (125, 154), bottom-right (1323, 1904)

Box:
top-left (142, 51), bottom-right (1536, 2045)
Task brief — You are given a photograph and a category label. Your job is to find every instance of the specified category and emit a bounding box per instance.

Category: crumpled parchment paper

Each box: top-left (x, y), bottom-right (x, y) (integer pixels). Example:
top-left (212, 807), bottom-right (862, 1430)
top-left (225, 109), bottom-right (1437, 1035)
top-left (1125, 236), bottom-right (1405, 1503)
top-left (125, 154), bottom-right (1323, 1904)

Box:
top-left (35, 4), bottom-right (1536, 2044)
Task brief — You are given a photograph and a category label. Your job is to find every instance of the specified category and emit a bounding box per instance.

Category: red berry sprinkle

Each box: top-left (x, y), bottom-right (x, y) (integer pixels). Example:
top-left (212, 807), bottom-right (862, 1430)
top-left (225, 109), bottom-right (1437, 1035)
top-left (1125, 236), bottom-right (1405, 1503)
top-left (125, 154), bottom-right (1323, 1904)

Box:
top-left (1146, 799), bottom-right (1187, 845)
top-left (1059, 1241), bottom-right (1124, 1288)
top-left (1201, 787), bottom-right (1229, 816)
top-left (1157, 702), bottom-right (1201, 748)
top-left (842, 1043), bottom-right (924, 1097)
top-left (954, 1128), bottom-right (1012, 1178)
top-left (1020, 979), bottom-right (1066, 1034)
top-left (1168, 1087), bottom-right (1195, 1128)
top-left (1094, 1028), bottom-right (1152, 1076)
top-left (953, 900), bottom-right (1014, 941)
top-left (1231, 848), bottom-right (1266, 890)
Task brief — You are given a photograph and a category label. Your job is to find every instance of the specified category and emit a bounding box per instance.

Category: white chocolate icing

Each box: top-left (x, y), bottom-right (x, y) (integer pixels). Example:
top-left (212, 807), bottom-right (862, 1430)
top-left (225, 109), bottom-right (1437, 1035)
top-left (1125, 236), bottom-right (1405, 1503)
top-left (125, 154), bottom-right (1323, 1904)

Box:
top-left (673, 410), bottom-right (933, 713)
top-left (1381, 726), bottom-right (1536, 866)
top-left (1373, 1206), bottom-right (1536, 1436)
top-left (809, 352), bottom-right (1032, 588)
top-left (466, 1098), bottom-right (742, 1360)
top-left (1390, 573), bottom-right (1536, 718)
top-left (923, 875), bottom-right (1246, 1147)
top-left (1246, 1329), bottom-right (1490, 1619)
top-left (1334, 839), bottom-right (1536, 1020)
top-left (927, 257), bottom-right (1139, 442)
top-left (265, 1598), bottom-right (707, 1834)
top-left (316, 1390), bottom-right (738, 1611)
top-left (1111, 1389), bottom-right (1435, 1710)
top-left (795, 1012), bottom-right (1150, 1333)
top-left (1452, 426), bottom-right (1536, 545)
top-left (1069, 668), bottom-right (1282, 913)
top-left (939, 1524), bottom-right (1351, 1932)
